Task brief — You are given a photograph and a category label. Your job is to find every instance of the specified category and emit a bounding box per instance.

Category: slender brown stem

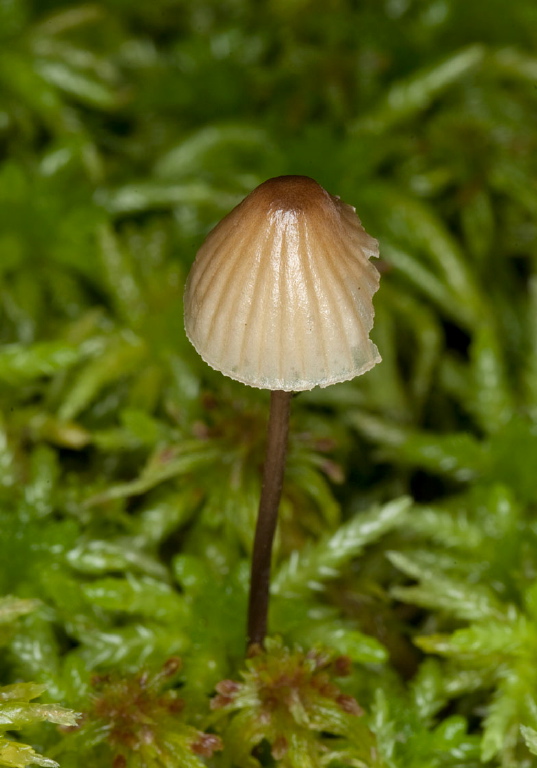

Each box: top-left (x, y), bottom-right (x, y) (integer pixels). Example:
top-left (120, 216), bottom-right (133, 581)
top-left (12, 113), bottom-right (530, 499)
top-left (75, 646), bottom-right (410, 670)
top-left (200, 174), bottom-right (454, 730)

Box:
top-left (247, 389), bottom-right (293, 653)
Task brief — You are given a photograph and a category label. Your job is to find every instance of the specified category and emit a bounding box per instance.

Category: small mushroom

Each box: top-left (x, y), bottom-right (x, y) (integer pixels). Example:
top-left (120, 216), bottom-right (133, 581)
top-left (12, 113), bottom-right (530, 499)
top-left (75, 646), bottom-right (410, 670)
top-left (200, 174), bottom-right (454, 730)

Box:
top-left (184, 175), bottom-right (381, 652)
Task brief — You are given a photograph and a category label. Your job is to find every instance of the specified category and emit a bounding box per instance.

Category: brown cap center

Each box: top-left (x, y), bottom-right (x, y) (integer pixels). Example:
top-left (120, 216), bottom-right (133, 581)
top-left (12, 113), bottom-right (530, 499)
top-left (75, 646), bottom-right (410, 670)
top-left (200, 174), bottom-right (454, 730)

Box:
top-left (248, 175), bottom-right (332, 215)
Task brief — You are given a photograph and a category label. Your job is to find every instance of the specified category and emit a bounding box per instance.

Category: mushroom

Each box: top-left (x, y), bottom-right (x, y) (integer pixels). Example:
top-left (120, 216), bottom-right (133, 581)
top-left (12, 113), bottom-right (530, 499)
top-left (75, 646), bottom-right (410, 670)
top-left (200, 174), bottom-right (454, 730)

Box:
top-left (184, 175), bottom-right (381, 652)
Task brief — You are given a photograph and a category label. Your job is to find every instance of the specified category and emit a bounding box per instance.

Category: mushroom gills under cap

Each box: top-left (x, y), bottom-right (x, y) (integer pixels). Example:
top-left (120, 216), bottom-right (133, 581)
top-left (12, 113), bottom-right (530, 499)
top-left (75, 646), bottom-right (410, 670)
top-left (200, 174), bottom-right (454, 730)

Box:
top-left (184, 175), bottom-right (381, 391)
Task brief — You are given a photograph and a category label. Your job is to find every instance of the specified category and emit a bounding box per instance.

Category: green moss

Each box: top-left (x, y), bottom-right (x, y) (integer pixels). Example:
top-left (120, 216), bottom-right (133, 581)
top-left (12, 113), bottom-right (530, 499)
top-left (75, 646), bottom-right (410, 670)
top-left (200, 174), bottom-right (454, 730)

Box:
top-left (1, 0), bottom-right (537, 765)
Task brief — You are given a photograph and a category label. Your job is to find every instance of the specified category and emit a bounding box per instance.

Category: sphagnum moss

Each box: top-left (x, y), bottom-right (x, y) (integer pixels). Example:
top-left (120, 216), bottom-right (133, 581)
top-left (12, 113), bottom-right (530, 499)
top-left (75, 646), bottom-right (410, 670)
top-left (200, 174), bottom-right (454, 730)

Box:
top-left (1, 1), bottom-right (537, 766)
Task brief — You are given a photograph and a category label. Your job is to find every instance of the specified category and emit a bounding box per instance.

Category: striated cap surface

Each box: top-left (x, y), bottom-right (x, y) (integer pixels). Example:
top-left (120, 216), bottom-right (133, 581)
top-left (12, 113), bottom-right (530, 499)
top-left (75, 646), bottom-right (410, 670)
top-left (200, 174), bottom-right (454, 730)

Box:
top-left (184, 175), bottom-right (381, 391)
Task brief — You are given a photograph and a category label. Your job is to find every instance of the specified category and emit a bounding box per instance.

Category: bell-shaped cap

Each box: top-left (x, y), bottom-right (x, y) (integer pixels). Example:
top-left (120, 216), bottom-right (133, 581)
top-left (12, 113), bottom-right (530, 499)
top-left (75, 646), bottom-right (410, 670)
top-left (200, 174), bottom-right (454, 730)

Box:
top-left (184, 175), bottom-right (381, 391)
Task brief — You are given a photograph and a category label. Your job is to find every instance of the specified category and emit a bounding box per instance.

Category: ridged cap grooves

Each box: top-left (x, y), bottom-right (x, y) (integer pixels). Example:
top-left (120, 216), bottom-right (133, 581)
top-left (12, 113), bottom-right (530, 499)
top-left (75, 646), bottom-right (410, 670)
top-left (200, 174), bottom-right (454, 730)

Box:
top-left (184, 175), bottom-right (381, 391)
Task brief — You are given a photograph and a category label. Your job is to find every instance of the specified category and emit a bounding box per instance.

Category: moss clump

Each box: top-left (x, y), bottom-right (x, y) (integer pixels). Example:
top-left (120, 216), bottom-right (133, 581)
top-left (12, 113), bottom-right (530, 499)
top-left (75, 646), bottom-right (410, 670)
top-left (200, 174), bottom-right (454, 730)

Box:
top-left (1, 1), bottom-right (537, 766)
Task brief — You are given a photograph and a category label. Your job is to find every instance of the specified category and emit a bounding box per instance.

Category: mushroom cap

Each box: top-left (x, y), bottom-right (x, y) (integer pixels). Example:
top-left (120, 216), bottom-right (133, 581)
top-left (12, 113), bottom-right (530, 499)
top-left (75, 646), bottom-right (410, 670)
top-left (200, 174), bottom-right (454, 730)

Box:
top-left (184, 175), bottom-right (381, 392)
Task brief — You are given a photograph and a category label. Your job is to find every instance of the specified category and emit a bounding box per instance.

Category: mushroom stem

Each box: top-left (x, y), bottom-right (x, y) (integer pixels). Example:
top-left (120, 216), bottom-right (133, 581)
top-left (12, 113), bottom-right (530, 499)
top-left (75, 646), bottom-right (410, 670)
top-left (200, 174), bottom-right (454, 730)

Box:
top-left (247, 389), bottom-right (293, 653)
